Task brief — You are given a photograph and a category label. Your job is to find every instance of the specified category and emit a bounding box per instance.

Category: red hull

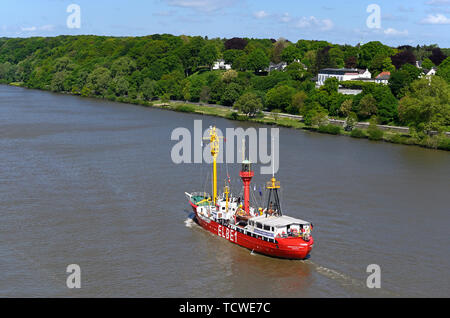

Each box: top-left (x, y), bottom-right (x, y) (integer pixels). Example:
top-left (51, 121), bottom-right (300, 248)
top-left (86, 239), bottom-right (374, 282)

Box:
top-left (189, 201), bottom-right (313, 260)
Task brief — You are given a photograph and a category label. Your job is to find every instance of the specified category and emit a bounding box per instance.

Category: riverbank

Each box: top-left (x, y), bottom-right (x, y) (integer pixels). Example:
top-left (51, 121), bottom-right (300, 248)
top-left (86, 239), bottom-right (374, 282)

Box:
top-left (155, 101), bottom-right (450, 151)
top-left (5, 83), bottom-right (450, 151)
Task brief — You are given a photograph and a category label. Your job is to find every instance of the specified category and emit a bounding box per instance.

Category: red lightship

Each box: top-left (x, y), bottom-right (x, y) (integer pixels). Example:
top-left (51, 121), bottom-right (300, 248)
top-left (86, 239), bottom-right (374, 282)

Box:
top-left (185, 126), bottom-right (314, 259)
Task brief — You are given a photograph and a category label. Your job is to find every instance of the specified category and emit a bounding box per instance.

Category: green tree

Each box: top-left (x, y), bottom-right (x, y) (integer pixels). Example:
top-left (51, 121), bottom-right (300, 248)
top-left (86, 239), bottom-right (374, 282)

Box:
top-left (199, 43), bottom-right (219, 68)
top-left (222, 69), bottom-right (238, 83)
top-left (345, 112), bottom-right (358, 130)
top-left (86, 67), bottom-right (111, 96)
top-left (359, 41), bottom-right (394, 69)
top-left (111, 56), bottom-right (136, 77)
top-left (233, 92), bottom-right (263, 116)
top-left (389, 63), bottom-right (422, 98)
top-left (373, 86), bottom-right (398, 124)
top-left (246, 48), bottom-right (270, 73)
top-left (50, 71), bottom-right (68, 92)
top-left (281, 45), bottom-right (302, 64)
top-left (328, 47), bottom-right (345, 68)
top-left (265, 85), bottom-right (296, 112)
top-left (398, 76), bottom-right (450, 132)
top-left (287, 91), bottom-right (307, 115)
top-left (112, 76), bottom-right (129, 96)
top-left (221, 82), bottom-right (242, 106)
top-left (422, 58), bottom-right (435, 70)
top-left (302, 50), bottom-right (317, 70)
top-left (223, 49), bottom-right (245, 65)
top-left (367, 117), bottom-right (384, 141)
top-left (339, 99), bottom-right (353, 117)
top-left (322, 77), bottom-right (339, 94)
top-left (271, 38), bottom-right (288, 64)
top-left (285, 62), bottom-right (306, 81)
top-left (357, 94), bottom-right (378, 119)
top-left (141, 78), bottom-right (156, 101)
top-left (370, 54), bottom-right (395, 75)
top-left (436, 57), bottom-right (450, 83)
top-left (304, 104), bottom-right (329, 127)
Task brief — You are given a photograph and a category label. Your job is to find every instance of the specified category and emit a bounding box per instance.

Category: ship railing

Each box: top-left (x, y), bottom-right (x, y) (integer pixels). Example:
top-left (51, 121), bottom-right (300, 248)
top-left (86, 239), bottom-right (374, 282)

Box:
top-left (266, 180), bottom-right (281, 188)
top-left (191, 192), bottom-right (212, 198)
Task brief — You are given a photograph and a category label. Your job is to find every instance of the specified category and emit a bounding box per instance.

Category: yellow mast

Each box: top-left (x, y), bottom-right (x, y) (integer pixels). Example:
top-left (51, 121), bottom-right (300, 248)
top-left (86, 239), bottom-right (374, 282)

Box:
top-left (204, 126), bottom-right (220, 205)
top-left (224, 185), bottom-right (229, 212)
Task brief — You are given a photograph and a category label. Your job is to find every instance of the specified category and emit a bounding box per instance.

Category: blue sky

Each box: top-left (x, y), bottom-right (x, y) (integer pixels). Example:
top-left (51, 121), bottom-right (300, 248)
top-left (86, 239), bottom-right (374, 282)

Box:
top-left (1, 0), bottom-right (450, 47)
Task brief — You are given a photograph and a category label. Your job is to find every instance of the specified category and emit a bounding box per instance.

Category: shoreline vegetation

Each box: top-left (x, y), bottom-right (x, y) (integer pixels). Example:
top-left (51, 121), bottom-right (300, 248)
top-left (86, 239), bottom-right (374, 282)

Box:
top-left (8, 83), bottom-right (449, 151)
top-left (0, 35), bottom-right (449, 151)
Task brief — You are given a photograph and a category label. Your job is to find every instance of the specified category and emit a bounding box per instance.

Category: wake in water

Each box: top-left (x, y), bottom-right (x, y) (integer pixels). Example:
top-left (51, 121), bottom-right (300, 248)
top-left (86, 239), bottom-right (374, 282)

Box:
top-left (184, 211), bottom-right (200, 229)
top-left (304, 259), bottom-right (399, 297)
top-left (307, 260), bottom-right (366, 288)
top-left (184, 218), bottom-right (195, 228)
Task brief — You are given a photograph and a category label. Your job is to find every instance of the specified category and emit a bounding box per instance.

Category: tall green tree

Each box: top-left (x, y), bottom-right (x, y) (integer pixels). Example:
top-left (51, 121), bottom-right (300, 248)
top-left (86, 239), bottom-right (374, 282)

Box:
top-left (86, 67), bottom-right (111, 96)
top-left (246, 48), bottom-right (270, 73)
top-left (398, 76), bottom-right (450, 132)
top-left (233, 92), bottom-right (263, 116)
top-left (436, 57), bottom-right (450, 83)
top-left (265, 85), bottom-right (295, 111)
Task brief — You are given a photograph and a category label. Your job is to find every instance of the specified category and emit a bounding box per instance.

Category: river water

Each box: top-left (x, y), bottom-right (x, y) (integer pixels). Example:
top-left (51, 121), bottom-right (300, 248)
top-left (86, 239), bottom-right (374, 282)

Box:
top-left (0, 85), bottom-right (449, 297)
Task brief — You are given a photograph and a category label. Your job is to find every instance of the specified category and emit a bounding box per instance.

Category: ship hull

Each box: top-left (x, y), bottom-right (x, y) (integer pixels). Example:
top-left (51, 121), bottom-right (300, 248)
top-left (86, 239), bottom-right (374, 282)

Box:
top-left (189, 201), bottom-right (313, 260)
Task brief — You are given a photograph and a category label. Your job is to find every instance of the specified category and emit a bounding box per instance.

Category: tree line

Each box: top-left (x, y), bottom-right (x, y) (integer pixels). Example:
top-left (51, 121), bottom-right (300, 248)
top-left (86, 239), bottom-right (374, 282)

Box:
top-left (0, 34), bottom-right (449, 133)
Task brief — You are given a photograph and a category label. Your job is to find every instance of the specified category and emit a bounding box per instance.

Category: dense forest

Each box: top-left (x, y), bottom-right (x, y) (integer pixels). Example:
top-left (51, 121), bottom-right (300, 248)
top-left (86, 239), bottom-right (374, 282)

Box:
top-left (0, 34), bottom-right (449, 133)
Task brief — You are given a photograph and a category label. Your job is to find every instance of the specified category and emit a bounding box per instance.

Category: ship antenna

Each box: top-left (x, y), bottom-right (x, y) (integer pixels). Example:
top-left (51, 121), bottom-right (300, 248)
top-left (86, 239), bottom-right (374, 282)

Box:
top-left (242, 137), bottom-right (245, 162)
top-left (272, 136), bottom-right (275, 177)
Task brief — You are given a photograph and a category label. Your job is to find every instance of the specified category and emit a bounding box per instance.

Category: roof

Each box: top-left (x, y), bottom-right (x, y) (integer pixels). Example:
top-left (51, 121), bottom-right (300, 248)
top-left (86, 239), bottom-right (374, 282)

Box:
top-left (252, 215), bottom-right (310, 227)
top-left (319, 68), bottom-right (359, 75)
top-left (376, 71), bottom-right (391, 80)
top-left (349, 77), bottom-right (374, 81)
top-left (318, 68), bottom-right (370, 76)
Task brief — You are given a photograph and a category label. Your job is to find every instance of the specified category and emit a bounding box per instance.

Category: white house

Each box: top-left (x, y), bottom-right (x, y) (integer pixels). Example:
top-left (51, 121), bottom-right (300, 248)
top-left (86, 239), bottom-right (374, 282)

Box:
top-left (212, 59), bottom-right (232, 70)
top-left (265, 62), bottom-right (288, 73)
top-left (422, 67), bottom-right (437, 77)
top-left (316, 68), bottom-right (372, 86)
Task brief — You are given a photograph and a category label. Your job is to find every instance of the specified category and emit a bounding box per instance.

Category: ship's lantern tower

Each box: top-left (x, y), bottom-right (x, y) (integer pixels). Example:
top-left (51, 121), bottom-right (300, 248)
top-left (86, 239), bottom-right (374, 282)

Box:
top-left (239, 160), bottom-right (254, 214)
top-left (266, 176), bottom-right (282, 216)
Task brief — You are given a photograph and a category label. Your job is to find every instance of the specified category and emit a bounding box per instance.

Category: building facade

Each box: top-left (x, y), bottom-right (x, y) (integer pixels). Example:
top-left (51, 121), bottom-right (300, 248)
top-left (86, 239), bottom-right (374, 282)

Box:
top-left (316, 68), bottom-right (372, 86)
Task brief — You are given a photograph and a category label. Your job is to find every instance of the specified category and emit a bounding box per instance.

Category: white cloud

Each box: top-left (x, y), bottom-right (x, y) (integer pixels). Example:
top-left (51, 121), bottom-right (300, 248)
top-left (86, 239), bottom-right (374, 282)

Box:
top-left (21, 26), bottom-right (37, 32)
top-left (164, 0), bottom-right (237, 12)
top-left (421, 13), bottom-right (450, 24)
top-left (384, 28), bottom-right (409, 36)
top-left (295, 16), bottom-right (334, 31)
top-left (426, 0), bottom-right (450, 6)
top-left (253, 10), bottom-right (269, 19)
top-left (280, 13), bottom-right (291, 23)
top-left (20, 25), bottom-right (55, 32)
top-left (39, 25), bottom-right (55, 31)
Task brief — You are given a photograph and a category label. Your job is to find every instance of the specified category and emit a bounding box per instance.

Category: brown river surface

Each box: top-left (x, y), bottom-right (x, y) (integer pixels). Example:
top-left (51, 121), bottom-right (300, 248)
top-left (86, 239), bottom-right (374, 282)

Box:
top-left (0, 85), bottom-right (449, 297)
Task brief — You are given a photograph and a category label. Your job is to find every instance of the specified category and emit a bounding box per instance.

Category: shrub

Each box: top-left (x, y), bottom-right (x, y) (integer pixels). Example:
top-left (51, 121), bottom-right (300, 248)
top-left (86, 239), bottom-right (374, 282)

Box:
top-left (318, 124), bottom-right (341, 135)
top-left (226, 111), bottom-right (246, 121)
top-left (367, 117), bottom-right (384, 141)
top-left (438, 136), bottom-right (450, 151)
top-left (367, 127), bottom-right (384, 141)
top-left (350, 128), bottom-right (366, 138)
top-left (174, 105), bottom-right (195, 113)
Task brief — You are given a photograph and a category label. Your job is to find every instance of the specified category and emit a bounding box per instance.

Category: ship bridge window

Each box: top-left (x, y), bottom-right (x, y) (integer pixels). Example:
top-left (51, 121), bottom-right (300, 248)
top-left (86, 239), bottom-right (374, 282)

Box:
top-left (263, 225), bottom-right (271, 231)
top-left (256, 223), bottom-right (262, 229)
